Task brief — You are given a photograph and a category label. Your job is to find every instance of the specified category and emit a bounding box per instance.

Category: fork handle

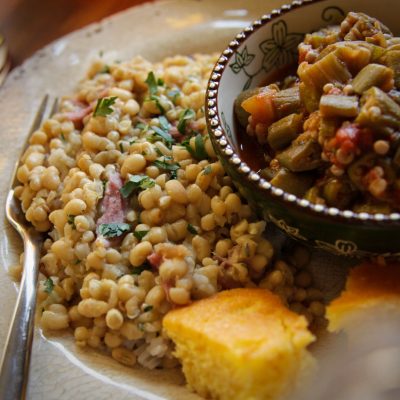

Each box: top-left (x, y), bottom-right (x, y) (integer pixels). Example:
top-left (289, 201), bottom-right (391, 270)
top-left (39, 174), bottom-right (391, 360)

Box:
top-left (0, 236), bottom-right (41, 400)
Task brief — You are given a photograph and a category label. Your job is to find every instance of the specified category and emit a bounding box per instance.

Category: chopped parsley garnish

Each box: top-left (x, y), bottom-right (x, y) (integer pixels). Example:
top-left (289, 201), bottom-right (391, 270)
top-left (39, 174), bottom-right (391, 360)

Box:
top-left (181, 135), bottom-right (193, 149)
top-left (194, 134), bottom-right (208, 159)
top-left (177, 108), bottom-right (196, 134)
top-left (152, 126), bottom-right (174, 148)
top-left (145, 72), bottom-right (167, 113)
top-left (120, 175), bottom-right (155, 198)
top-left (119, 142), bottom-right (124, 152)
top-left (170, 172), bottom-right (178, 180)
top-left (167, 89), bottom-right (180, 104)
top-left (93, 96), bottom-right (117, 117)
top-left (133, 230), bottom-right (149, 241)
top-left (143, 305), bottom-right (153, 312)
top-left (203, 165), bottom-right (212, 175)
top-left (146, 135), bottom-right (157, 144)
top-left (44, 277), bottom-right (54, 294)
top-left (151, 96), bottom-right (165, 114)
top-left (145, 71), bottom-right (159, 96)
top-left (74, 259), bottom-right (81, 265)
top-left (99, 65), bottom-right (110, 74)
top-left (135, 122), bottom-right (148, 131)
top-left (182, 133), bottom-right (208, 160)
top-left (187, 223), bottom-right (198, 235)
top-left (67, 215), bottom-right (76, 229)
top-left (102, 179), bottom-right (107, 195)
top-left (60, 133), bottom-right (66, 142)
top-left (158, 116), bottom-right (171, 131)
top-left (153, 159), bottom-right (180, 173)
top-left (153, 158), bottom-right (180, 180)
top-left (131, 264), bottom-right (151, 275)
top-left (98, 223), bottom-right (131, 238)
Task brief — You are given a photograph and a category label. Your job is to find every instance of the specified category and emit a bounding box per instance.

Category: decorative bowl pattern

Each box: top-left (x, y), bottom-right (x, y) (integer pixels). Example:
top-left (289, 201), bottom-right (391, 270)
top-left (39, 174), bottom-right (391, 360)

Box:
top-left (206, 0), bottom-right (400, 257)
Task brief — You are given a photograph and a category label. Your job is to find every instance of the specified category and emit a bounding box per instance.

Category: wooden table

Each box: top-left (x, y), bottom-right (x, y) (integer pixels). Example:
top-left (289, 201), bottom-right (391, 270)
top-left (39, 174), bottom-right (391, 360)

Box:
top-left (0, 0), bottom-right (149, 67)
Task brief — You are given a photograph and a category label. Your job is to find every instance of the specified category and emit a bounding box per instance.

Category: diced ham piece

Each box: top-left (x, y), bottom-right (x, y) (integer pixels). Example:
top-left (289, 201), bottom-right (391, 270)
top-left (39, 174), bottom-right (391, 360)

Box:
top-left (218, 274), bottom-right (243, 290)
top-left (147, 252), bottom-right (163, 269)
top-left (96, 171), bottom-right (126, 231)
top-left (97, 88), bottom-right (110, 99)
top-left (65, 105), bottom-right (92, 126)
top-left (188, 120), bottom-right (203, 132)
top-left (298, 43), bottom-right (313, 63)
top-left (169, 125), bottom-right (183, 140)
top-left (162, 280), bottom-right (173, 303)
top-left (136, 116), bottom-right (149, 125)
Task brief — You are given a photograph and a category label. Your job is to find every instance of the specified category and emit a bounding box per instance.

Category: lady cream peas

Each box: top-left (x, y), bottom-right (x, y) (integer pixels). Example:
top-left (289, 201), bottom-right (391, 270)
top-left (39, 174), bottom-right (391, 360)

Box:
top-left (14, 54), bottom-right (326, 370)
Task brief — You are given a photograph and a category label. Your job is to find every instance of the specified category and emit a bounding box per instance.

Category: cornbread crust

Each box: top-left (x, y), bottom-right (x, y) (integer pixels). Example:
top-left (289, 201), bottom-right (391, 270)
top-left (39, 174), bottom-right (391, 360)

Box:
top-left (327, 262), bottom-right (400, 333)
top-left (163, 288), bottom-right (315, 400)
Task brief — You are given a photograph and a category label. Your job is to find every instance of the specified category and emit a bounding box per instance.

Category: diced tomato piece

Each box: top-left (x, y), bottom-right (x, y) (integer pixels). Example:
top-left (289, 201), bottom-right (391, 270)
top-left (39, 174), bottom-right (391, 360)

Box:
top-left (340, 139), bottom-right (356, 153)
top-left (298, 44), bottom-right (312, 64)
top-left (241, 88), bottom-right (277, 124)
top-left (334, 123), bottom-right (373, 153)
top-left (328, 87), bottom-right (342, 95)
top-left (358, 128), bottom-right (373, 149)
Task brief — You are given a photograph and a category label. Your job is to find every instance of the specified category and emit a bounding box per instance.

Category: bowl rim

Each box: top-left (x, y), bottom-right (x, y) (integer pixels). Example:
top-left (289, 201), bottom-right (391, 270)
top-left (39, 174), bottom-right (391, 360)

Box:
top-left (205, 0), bottom-right (400, 225)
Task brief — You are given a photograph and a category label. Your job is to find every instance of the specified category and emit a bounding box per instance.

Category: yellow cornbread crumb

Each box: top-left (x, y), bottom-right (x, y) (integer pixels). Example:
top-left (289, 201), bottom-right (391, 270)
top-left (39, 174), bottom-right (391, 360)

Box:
top-left (327, 262), bottom-right (400, 333)
top-left (163, 288), bottom-right (315, 400)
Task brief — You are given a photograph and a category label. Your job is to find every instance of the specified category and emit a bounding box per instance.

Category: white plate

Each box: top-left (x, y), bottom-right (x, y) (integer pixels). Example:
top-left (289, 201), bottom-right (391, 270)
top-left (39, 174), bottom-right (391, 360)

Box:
top-left (0, 1), bottom-right (297, 399)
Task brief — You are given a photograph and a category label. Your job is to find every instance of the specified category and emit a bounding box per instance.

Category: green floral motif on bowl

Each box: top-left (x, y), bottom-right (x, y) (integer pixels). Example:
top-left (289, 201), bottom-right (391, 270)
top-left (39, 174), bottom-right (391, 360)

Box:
top-left (229, 19), bottom-right (304, 90)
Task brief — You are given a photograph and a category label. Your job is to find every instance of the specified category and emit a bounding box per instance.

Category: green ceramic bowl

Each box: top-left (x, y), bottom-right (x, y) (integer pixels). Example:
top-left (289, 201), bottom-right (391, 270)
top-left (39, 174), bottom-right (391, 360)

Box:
top-left (206, 0), bottom-right (400, 257)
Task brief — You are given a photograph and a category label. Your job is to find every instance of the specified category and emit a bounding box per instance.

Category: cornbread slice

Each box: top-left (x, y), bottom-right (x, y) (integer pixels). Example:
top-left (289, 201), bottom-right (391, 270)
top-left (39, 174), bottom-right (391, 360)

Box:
top-left (163, 288), bottom-right (315, 400)
top-left (327, 262), bottom-right (400, 333)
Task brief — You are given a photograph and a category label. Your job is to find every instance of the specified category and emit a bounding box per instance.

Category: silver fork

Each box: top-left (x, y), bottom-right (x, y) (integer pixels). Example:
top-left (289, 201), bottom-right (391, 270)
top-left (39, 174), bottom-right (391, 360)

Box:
top-left (0, 95), bottom-right (58, 400)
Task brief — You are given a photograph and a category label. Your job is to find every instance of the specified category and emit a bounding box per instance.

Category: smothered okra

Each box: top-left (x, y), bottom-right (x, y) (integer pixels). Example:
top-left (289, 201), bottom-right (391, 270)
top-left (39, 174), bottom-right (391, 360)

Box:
top-left (235, 12), bottom-right (400, 213)
top-left (13, 54), bottom-right (325, 370)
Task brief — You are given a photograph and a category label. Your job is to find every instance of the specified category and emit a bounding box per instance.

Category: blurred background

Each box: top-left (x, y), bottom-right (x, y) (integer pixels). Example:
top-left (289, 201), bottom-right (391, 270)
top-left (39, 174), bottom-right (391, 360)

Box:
top-left (0, 0), bottom-right (149, 83)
